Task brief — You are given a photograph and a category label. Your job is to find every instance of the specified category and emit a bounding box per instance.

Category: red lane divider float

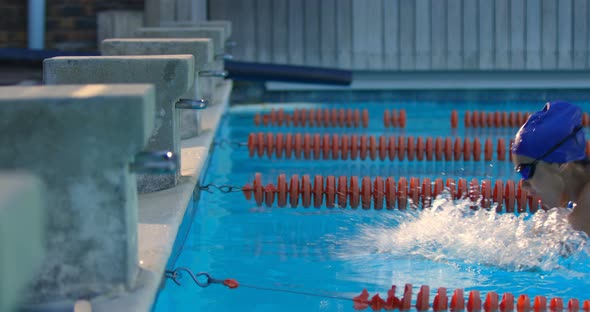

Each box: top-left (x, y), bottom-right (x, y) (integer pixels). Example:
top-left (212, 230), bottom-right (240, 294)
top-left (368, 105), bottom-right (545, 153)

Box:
top-left (354, 284), bottom-right (590, 312)
top-left (247, 132), bottom-right (510, 161)
top-left (166, 268), bottom-right (590, 312)
top-left (254, 108), bottom-right (369, 128)
top-left (243, 173), bottom-right (543, 213)
top-left (451, 109), bottom-right (590, 129)
top-left (383, 109), bottom-right (407, 128)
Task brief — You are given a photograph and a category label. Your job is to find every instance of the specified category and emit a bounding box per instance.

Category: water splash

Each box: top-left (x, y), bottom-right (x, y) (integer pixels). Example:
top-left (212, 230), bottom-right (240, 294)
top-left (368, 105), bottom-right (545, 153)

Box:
top-left (342, 191), bottom-right (590, 273)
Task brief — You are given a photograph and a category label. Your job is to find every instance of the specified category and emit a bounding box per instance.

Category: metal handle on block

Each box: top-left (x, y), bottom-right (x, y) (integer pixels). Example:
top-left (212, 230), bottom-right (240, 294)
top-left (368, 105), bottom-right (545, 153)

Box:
top-left (199, 70), bottom-right (228, 78)
top-left (175, 98), bottom-right (208, 109)
top-left (130, 151), bottom-right (177, 174)
top-left (215, 53), bottom-right (234, 61)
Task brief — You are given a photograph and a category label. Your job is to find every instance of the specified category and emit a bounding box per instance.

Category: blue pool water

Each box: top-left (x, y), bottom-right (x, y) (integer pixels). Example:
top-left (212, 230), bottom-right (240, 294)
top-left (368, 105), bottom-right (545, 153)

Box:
top-left (153, 100), bottom-right (590, 311)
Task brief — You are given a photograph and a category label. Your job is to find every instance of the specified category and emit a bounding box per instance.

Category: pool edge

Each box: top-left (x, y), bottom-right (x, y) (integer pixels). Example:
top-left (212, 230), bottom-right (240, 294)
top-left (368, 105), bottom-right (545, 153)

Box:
top-left (89, 80), bottom-right (232, 312)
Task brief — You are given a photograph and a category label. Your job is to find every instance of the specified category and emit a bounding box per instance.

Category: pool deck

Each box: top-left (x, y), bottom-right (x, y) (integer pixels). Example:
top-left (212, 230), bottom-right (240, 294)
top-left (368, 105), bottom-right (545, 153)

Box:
top-left (90, 79), bottom-right (232, 312)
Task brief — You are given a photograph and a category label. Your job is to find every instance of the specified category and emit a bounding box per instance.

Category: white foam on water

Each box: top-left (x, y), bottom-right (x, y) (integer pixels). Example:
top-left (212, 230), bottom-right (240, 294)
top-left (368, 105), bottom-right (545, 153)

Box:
top-left (341, 191), bottom-right (590, 273)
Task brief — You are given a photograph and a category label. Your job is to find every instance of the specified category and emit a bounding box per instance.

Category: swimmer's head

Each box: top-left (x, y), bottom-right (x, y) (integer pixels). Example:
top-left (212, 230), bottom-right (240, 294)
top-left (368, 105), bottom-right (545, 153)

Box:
top-left (512, 101), bottom-right (586, 164)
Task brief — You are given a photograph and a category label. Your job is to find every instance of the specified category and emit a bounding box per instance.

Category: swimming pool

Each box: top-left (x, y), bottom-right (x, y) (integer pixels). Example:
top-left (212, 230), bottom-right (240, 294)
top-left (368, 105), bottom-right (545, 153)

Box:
top-left (153, 99), bottom-right (590, 311)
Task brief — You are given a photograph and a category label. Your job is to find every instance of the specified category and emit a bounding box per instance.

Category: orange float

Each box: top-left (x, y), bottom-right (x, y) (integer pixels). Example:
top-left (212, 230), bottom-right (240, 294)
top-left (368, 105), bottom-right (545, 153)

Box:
top-left (463, 138), bottom-right (472, 161)
top-left (433, 178), bottom-right (444, 198)
top-left (469, 178), bottom-right (480, 207)
top-left (384, 110), bottom-right (391, 128)
top-left (534, 296), bottom-right (547, 311)
top-left (325, 176), bottom-right (336, 208)
top-left (350, 135), bottom-right (359, 160)
top-left (450, 289), bottom-right (464, 311)
top-left (550, 298), bottom-right (564, 312)
top-left (266, 133), bottom-right (275, 158)
top-left (369, 136), bottom-right (378, 161)
top-left (388, 136), bottom-right (396, 161)
top-left (302, 134), bottom-right (311, 160)
top-left (500, 293), bottom-right (514, 312)
top-left (354, 109), bottom-right (361, 128)
top-left (300, 175), bottom-right (311, 208)
top-left (473, 138), bottom-right (482, 161)
top-left (569, 298), bottom-right (579, 312)
top-left (504, 180), bottom-right (515, 213)
top-left (484, 292), bottom-right (499, 312)
top-left (465, 111), bottom-right (472, 128)
top-left (340, 135), bottom-right (349, 160)
top-left (385, 177), bottom-right (397, 210)
top-left (422, 178), bottom-right (432, 208)
top-left (247, 133), bottom-right (256, 157)
top-left (454, 137), bottom-right (462, 161)
top-left (398, 177), bottom-right (408, 210)
top-left (360, 135), bottom-right (368, 160)
top-left (457, 178), bottom-right (468, 199)
top-left (399, 109), bottom-right (407, 128)
top-left (362, 109), bottom-right (369, 128)
top-left (373, 177), bottom-right (385, 210)
top-left (398, 136), bottom-right (406, 161)
top-left (285, 133), bottom-right (293, 159)
top-left (501, 111), bottom-right (508, 127)
top-left (350, 176), bottom-right (360, 209)
top-left (467, 290), bottom-right (482, 312)
top-left (508, 112), bottom-right (517, 127)
top-left (401, 284), bottom-right (412, 311)
top-left (493, 180), bottom-right (504, 212)
top-left (331, 134), bottom-right (340, 160)
top-left (256, 132), bottom-right (265, 158)
top-left (379, 136), bottom-right (388, 161)
top-left (361, 177), bottom-right (372, 209)
top-left (517, 294), bottom-right (530, 312)
top-left (444, 137), bottom-right (453, 161)
top-left (435, 137), bottom-right (444, 161)
top-left (416, 285), bottom-right (430, 311)
top-left (481, 179), bottom-right (492, 209)
top-left (446, 178), bottom-right (457, 199)
top-left (294, 133), bottom-right (303, 159)
top-left (416, 137), bottom-right (425, 161)
top-left (433, 288), bottom-right (448, 311)
top-left (425, 137), bottom-right (434, 161)
top-left (337, 176), bottom-right (348, 208)
top-left (451, 110), bottom-right (459, 128)
top-left (275, 133), bottom-right (285, 158)
top-left (407, 136), bottom-right (415, 161)
top-left (410, 177), bottom-right (420, 208)
top-left (289, 174), bottom-right (299, 207)
top-left (313, 175), bottom-right (323, 208)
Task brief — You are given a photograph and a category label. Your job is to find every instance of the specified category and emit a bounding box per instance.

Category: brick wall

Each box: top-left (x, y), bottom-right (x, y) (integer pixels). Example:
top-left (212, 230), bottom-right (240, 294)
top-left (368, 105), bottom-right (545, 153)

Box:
top-left (0, 0), bottom-right (27, 48)
top-left (0, 0), bottom-right (144, 51)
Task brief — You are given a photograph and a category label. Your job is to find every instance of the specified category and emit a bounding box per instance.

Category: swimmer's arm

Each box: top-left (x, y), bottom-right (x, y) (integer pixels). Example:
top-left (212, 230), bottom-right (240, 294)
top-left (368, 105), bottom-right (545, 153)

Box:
top-left (568, 183), bottom-right (590, 234)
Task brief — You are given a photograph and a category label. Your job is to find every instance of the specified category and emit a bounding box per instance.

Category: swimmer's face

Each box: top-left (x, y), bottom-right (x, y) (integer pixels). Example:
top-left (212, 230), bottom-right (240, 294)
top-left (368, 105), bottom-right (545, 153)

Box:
top-left (512, 154), bottom-right (565, 209)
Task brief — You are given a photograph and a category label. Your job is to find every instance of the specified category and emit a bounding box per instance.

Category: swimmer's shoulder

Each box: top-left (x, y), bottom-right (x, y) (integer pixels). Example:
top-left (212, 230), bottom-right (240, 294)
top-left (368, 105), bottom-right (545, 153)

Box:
top-left (568, 180), bottom-right (590, 234)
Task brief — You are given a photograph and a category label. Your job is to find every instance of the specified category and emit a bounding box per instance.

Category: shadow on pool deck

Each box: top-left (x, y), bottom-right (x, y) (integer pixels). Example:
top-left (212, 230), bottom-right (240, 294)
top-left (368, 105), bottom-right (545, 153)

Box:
top-left (0, 64), bottom-right (43, 86)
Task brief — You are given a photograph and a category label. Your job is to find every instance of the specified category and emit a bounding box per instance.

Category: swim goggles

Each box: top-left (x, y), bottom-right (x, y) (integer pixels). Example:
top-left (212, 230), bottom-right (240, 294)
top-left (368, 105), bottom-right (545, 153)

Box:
top-left (515, 125), bottom-right (583, 180)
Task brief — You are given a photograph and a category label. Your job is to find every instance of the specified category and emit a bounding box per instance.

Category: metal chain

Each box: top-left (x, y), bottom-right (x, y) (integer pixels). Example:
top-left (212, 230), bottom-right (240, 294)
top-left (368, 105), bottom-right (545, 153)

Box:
top-left (165, 267), bottom-right (224, 288)
top-left (163, 267), bottom-right (352, 302)
top-left (199, 184), bottom-right (244, 193)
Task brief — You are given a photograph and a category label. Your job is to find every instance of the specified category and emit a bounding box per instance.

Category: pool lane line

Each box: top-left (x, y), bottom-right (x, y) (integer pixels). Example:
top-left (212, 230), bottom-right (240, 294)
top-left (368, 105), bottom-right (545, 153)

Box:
top-left (163, 269), bottom-right (590, 312)
top-left (244, 173), bottom-right (541, 213)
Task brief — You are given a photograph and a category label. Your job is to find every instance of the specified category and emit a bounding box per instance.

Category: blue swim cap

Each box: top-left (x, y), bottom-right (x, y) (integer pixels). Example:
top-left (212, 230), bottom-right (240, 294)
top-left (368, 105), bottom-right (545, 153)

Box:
top-left (512, 101), bottom-right (586, 163)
